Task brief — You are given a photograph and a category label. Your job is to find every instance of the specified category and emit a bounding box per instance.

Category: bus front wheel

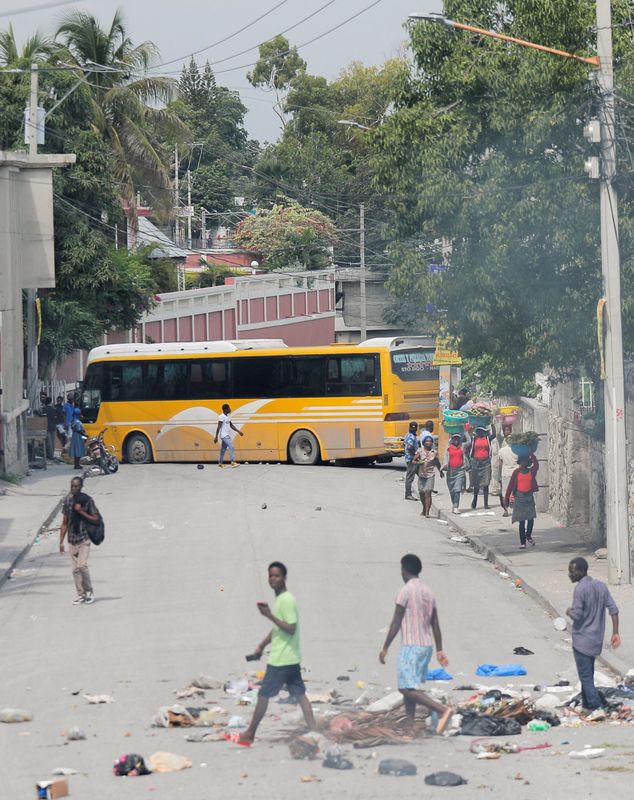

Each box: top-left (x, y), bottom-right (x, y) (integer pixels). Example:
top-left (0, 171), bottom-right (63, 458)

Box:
top-left (288, 430), bottom-right (320, 466)
top-left (124, 433), bottom-right (153, 465)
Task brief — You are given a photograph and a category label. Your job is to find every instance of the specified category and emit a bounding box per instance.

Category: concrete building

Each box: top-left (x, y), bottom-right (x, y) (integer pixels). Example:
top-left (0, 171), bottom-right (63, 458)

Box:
top-left (0, 151), bottom-right (74, 474)
top-left (335, 268), bottom-right (402, 343)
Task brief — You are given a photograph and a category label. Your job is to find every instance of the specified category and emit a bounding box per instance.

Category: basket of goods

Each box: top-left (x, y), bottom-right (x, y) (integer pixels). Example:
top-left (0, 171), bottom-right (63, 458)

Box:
top-left (467, 402), bottom-right (494, 430)
top-left (508, 431), bottom-right (540, 458)
top-left (498, 405), bottom-right (521, 426)
top-left (443, 409), bottom-right (468, 434)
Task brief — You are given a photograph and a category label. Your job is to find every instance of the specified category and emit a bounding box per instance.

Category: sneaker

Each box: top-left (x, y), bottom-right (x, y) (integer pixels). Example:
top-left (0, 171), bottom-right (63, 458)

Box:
top-left (230, 462), bottom-right (239, 468)
top-left (218, 463), bottom-right (226, 468)
top-left (72, 595), bottom-right (85, 605)
top-left (84, 592), bottom-right (95, 604)
top-left (519, 544), bottom-right (526, 550)
top-left (405, 495), bottom-right (418, 501)
top-left (451, 508), bottom-right (461, 515)
top-left (586, 708), bottom-right (607, 722)
top-left (527, 537), bottom-right (536, 546)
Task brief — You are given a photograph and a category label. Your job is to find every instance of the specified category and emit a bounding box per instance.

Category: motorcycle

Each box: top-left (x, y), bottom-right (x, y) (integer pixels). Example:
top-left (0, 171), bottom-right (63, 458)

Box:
top-left (81, 429), bottom-right (119, 474)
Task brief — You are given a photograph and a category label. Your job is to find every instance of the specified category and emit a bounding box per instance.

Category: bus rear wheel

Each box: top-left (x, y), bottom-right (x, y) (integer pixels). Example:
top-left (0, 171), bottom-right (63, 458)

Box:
top-left (288, 430), bottom-right (320, 466)
top-left (124, 433), bottom-right (153, 464)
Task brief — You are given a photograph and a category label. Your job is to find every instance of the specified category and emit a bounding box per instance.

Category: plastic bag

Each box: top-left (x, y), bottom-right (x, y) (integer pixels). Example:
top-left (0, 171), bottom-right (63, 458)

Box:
top-left (425, 771), bottom-right (467, 786)
top-left (147, 752), bottom-right (193, 773)
top-left (459, 712), bottom-right (521, 737)
top-left (113, 753), bottom-right (151, 776)
top-left (378, 758), bottom-right (417, 776)
top-left (427, 668), bottom-right (453, 681)
top-left (0, 708), bottom-right (32, 723)
top-left (475, 664), bottom-right (527, 677)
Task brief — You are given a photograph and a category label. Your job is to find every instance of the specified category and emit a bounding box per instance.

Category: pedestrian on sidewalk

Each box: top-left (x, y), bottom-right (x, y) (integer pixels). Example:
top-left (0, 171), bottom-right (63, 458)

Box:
top-left (504, 454), bottom-right (538, 548)
top-left (497, 427), bottom-right (518, 516)
top-left (214, 403), bottom-right (244, 467)
top-left (404, 422), bottom-right (419, 500)
top-left (413, 437), bottom-right (444, 517)
top-left (69, 414), bottom-right (86, 470)
top-left (468, 426), bottom-right (494, 509)
top-left (59, 476), bottom-right (98, 604)
top-left (379, 553), bottom-right (453, 735)
top-left (566, 557), bottom-right (620, 716)
top-left (42, 397), bottom-right (57, 460)
top-left (54, 395), bottom-right (67, 449)
top-left (442, 433), bottom-right (468, 514)
top-left (231, 562), bottom-right (316, 745)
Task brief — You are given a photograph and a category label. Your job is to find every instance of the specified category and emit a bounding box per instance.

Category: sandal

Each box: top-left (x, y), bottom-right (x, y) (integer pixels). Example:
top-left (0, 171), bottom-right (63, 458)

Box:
top-left (224, 732), bottom-right (251, 747)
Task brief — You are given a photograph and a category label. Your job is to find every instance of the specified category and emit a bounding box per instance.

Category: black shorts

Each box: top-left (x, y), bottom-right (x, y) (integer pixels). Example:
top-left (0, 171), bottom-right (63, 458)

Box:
top-left (258, 663), bottom-right (306, 698)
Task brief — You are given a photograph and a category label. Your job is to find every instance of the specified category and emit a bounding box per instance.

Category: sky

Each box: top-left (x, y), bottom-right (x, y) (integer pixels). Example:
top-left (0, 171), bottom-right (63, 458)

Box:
top-left (4, 0), bottom-right (440, 142)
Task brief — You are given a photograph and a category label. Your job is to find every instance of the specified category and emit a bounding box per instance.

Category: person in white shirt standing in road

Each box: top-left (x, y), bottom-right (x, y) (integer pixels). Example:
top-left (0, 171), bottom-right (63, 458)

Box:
top-left (214, 403), bottom-right (244, 468)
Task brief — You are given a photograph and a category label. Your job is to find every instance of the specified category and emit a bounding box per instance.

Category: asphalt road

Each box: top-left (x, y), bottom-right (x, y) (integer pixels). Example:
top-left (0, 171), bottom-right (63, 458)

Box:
top-left (1, 462), bottom-right (632, 798)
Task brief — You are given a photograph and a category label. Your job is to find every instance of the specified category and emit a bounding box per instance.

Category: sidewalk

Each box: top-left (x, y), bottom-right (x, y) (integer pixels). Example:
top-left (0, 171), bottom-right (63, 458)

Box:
top-left (432, 487), bottom-right (634, 679)
top-left (0, 463), bottom-right (73, 588)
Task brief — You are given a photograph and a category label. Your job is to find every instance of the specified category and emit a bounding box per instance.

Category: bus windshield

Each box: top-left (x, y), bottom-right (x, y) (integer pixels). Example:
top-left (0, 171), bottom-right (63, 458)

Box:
top-left (390, 349), bottom-right (438, 382)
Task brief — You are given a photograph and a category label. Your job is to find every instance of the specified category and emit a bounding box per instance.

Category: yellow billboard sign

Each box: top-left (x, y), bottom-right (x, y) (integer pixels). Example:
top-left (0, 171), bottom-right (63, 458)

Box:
top-left (433, 337), bottom-right (462, 366)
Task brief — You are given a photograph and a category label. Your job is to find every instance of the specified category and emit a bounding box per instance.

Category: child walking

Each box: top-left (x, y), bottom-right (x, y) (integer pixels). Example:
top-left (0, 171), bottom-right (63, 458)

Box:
top-left (504, 454), bottom-right (539, 549)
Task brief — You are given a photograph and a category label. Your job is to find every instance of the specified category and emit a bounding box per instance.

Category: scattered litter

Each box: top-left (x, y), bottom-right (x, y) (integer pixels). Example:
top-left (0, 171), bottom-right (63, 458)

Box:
top-left (477, 750), bottom-right (500, 760)
top-left (197, 464), bottom-right (204, 470)
top-left (378, 758), bottom-right (417, 776)
top-left (554, 618), bottom-right (567, 631)
top-left (227, 715), bottom-right (246, 729)
top-left (315, 506), bottom-right (322, 511)
top-left (289, 733), bottom-right (323, 760)
top-left (307, 691), bottom-right (336, 704)
top-left (0, 708), bottom-right (32, 723)
top-left (225, 678), bottom-right (249, 695)
top-left (475, 664), bottom-right (527, 677)
top-left (356, 681), bottom-right (365, 690)
top-left (460, 713), bottom-right (521, 737)
top-left (191, 675), bottom-right (223, 690)
top-left (535, 695), bottom-right (564, 712)
top-left (66, 727), bottom-right (86, 741)
top-left (337, 675), bottom-right (350, 682)
top-left (425, 771), bottom-right (467, 786)
top-left (261, 503), bottom-right (267, 510)
top-left (436, 519), bottom-right (449, 525)
top-left (36, 778), bottom-right (69, 798)
top-left (323, 744), bottom-right (354, 770)
top-left (149, 521), bottom-right (165, 530)
top-left (449, 535), bottom-right (469, 543)
top-left (147, 752), bottom-right (193, 773)
top-left (365, 692), bottom-right (403, 713)
top-left (83, 694), bottom-right (113, 704)
top-left (185, 731), bottom-right (226, 742)
top-left (569, 748), bottom-right (605, 759)
top-left (51, 768), bottom-right (77, 776)
top-left (300, 775), bottom-right (320, 783)
top-left (113, 754), bottom-right (151, 777)
top-left (595, 548), bottom-right (608, 560)
top-left (325, 707), bottom-right (423, 747)
top-left (428, 669), bottom-right (453, 681)
top-left (152, 705), bottom-right (194, 728)
top-left (527, 720), bottom-right (551, 731)
top-left (513, 647), bottom-right (534, 656)
top-left (174, 686), bottom-right (205, 700)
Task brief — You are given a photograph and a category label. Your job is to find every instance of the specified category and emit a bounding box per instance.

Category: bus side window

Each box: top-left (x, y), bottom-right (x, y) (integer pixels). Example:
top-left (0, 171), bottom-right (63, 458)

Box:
top-left (326, 355), bottom-right (380, 396)
top-left (281, 356), bottom-right (326, 397)
top-left (163, 361), bottom-right (188, 400)
top-left (188, 359), bottom-right (229, 399)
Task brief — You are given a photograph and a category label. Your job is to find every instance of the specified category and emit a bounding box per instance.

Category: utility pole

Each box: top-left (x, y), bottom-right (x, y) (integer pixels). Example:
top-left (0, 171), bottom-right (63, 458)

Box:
top-left (26, 63), bottom-right (39, 408)
top-left (359, 202), bottom-right (367, 341)
top-left (186, 168), bottom-right (192, 248)
top-left (596, 0), bottom-right (630, 583)
top-left (173, 143), bottom-right (180, 246)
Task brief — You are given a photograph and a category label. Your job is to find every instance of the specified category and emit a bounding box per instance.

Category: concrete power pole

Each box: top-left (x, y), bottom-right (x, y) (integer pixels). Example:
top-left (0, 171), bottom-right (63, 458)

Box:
top-left (359, 202), bottom-right (367, 341)
top-left (26, 64), bottom-right (39, 407)
top-left (596, 0), bottom-right (631, 583)
top-left (187, 169), bottom-right (192, 248)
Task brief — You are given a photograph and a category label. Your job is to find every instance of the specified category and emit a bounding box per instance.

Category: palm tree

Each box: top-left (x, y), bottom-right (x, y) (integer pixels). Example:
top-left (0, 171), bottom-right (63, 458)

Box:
top-left (55, 9), bottom-right (188, 211)
top-left (0, 23), bottom-right (56, 66)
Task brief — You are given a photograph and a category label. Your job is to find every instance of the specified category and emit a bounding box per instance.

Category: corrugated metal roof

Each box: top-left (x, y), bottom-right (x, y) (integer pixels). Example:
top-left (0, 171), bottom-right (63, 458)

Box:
top-left (137, 217), bottom-right (188, 259)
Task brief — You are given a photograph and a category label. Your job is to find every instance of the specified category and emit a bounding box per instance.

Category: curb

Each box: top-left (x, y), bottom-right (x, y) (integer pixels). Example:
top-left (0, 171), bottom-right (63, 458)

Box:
top-left (433, 503), bottom-right (630, 679)
top-left (0, 495), bottom-right (64, 593)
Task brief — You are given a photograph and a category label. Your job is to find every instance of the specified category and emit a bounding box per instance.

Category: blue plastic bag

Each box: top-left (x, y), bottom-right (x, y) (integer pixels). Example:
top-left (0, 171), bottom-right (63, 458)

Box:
top-left (475, 663), bottom-right (527, 677)
top-left (427, 668), bottom-right (453, 681)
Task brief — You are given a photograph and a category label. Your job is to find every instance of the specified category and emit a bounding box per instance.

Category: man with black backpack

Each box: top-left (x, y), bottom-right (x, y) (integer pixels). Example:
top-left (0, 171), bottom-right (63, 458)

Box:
top-left (59, 476), bottom-right (101, 605)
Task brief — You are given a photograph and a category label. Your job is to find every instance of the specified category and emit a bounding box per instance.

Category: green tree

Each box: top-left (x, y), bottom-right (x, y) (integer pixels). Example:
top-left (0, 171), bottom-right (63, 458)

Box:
top-left (247, 35), bottom-right (306, 126)
top-left (373, 0), bottom-right (634, 391)
top-left (233, 200), bottom-right (336, 271)
top-left (55, 9), bottom-right (187, 210)
top-left (0, 23), bottom-right (55, 66)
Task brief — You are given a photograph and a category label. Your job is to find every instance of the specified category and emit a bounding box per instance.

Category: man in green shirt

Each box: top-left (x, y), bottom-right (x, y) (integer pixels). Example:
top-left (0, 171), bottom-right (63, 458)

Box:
top-left (235, 561), bottom-right (316, 745)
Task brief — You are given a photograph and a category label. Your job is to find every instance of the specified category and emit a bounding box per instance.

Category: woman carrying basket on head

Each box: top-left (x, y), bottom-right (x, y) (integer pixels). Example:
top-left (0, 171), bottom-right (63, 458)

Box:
top-left (504, 454), bottom-right (539, 549)
top-left (468, 425), bottom-right (495, 509)
top-left (442, 433), bottom-right (468, 514)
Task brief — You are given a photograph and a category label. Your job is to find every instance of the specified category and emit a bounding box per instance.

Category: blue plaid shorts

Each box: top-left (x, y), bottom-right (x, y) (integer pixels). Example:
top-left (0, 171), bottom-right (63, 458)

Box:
top-left (397, 645), bottom-right (433, 689)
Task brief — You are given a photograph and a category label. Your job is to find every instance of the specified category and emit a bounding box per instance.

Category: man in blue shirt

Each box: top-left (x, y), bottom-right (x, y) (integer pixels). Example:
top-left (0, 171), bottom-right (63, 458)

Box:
top-left (403, 422), bottom-right (419, 500)
top-left (566, 557), bottom-right (620, 714)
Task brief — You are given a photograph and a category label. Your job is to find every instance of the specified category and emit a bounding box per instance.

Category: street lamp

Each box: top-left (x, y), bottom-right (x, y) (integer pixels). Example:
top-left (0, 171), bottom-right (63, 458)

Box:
top-left (337, 119), bottom-right (371, 131)
top-left (410, 3), bottom-right (629, 584)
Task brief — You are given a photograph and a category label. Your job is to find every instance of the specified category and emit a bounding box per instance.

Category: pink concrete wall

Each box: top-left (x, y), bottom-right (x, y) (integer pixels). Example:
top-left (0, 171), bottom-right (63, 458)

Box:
top-left (250, 297), bottom-right (264, 323)
top-left (163, 319), bottom-right (177, 342)
top-left (238, 316), bottom-right (334, 346)
top-left (319, 289), bottom-right (330, 311)
top-left (106, 329), bottom-right (128, 344)
top-left (145, 321), bottom-right (162, 343)
top-left (194, 314), bottom-right (207, 341)
top-left (224, 309), bottom-right (236, 338)
top-left (279, 294), bottom-right (292, 318)
top-left (179, 316), bottom-right (193, 341)
top-left (241, 299), bottom-right (249, 324)
top-left (208, 311), bottom-right (222, 339)
top-left (307, 291), bottom-right (318, 314)
top-left (266, 296), bottom-right (277, 320)
top-left (294, 294), bottom-right (306, 316)
top-left (56, 349), bottom-right (83, 382)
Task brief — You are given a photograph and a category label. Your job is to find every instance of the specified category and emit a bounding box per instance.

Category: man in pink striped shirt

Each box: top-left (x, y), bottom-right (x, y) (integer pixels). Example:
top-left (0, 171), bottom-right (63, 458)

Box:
top-left (379, 553), bottom-right (453, 734)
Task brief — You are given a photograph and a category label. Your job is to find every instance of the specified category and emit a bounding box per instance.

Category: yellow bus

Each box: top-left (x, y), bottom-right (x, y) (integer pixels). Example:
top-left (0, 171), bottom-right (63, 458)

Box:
top-left (80, 337), bottom-right (438, 465)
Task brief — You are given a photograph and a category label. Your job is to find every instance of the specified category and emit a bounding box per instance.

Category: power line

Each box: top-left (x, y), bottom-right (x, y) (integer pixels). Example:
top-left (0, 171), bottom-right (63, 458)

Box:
top-left (0, 0), bottom-right (76, 18)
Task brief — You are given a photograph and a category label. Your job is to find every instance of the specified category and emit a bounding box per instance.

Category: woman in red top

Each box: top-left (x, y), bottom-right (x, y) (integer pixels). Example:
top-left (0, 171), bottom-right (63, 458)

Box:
top-left (504, 454), bottom-right (539, 549)
top-left (468, 426), bottom-right (494, 509)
